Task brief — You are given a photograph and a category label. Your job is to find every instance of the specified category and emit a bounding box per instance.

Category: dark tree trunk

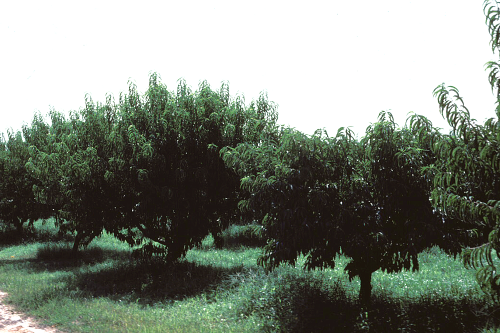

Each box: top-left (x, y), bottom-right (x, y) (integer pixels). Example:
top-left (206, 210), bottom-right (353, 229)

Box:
top-left (72, 232), bottom-right (83, 257)
top-left (14, 218), bottom-right (24, 239)
top-left (212, 231), bottom-right (224, 249)
top-left (359, 270), bottom-right (372, 303)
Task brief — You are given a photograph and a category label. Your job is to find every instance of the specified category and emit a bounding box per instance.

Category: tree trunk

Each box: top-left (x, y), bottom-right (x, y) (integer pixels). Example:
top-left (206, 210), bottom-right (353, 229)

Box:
top-left (72, 232), bottom-right (83, 257)
top-left (212, 231), bottom-right (224, 249)
top-left (14, 218), bottom-right (24, 239)
top-left (359, 270), bottom-right (372, 303)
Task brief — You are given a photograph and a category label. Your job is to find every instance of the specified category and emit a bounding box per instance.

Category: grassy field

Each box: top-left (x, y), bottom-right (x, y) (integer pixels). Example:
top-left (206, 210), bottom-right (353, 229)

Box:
top-left (0, 220), bottom-right (498, 332)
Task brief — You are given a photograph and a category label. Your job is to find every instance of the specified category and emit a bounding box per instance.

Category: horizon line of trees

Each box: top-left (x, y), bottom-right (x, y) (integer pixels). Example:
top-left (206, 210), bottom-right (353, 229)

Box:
top-left (0, 74), bottom-right (489, 303)
top-left (2, 0), bottom-right (500, 303)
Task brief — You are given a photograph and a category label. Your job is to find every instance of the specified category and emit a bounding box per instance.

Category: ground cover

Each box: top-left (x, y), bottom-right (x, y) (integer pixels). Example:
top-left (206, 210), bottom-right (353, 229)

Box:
top-left (0, 220), bottom-right (498, 332)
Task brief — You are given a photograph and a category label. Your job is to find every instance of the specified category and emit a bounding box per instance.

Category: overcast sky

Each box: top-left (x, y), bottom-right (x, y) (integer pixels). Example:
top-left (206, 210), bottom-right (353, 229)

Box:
top-left (1, 1), bottom-right (498, 137)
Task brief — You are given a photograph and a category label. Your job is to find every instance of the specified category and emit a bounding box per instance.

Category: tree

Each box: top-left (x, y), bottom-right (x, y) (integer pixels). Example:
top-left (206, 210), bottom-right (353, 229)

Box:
top-left (107, 74), bottom-right (278, 260)
top-left (349, 113), bottom-right (437, 301)
top-left (24, 99), bottom-right (123, 253)
top-left (223, 112), bottom-right (450, 302)
top-left (26, 73), bottom-right (278, 258)
top-left (0, 128), bottom-right (51, 238)
top-left (223, 125), bottom-right (357, 267)
top-left (408, 0), bottom-right (500, 299)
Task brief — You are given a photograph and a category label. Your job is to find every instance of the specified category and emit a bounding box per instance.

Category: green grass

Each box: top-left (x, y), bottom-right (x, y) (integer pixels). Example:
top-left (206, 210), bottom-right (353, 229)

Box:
top-left (216, 224), bottom-right (267, 249)
top-left (0, 220), bottom-right (498, 332)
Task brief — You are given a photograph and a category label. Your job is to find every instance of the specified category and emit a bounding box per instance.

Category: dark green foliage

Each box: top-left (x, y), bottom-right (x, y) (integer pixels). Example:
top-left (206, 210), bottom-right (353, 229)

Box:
top-left (424, 85), bottom-right (500, 297)
top-left (223, 126), bottom-right (357, 271)
top-left (24, 105), bottom-right (120, 253)
top-left (0, 129), bottom-right (51, 238)
top-left (20, 73), bottom-right (277, 260)
top-left (106, 74), bottom-right (277, 260)
top-left (346, 113), bottom-right (445, 300)
top-left (223, 113), bottom-right (447, 302)
top-left (407, 0), bottom-right (500, 301)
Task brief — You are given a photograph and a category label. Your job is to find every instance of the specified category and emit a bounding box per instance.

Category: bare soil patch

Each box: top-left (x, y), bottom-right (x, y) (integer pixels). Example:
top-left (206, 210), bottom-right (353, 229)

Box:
top-left (0, 292), bottom-right (62, 333)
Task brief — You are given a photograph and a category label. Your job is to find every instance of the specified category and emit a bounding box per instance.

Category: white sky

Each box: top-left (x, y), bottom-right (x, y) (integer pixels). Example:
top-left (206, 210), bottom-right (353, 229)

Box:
top-left (0, 0), bottom-right (498, 138)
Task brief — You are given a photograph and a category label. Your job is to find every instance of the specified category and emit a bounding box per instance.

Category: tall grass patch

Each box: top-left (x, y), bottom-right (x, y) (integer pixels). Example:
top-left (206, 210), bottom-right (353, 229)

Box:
top-left (218, 224), bottom-right (267, 249)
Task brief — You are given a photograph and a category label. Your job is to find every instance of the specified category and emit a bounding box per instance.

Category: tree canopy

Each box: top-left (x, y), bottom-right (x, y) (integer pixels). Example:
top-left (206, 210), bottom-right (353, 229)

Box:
top-left (404, 0), bottom-right (500, 300)
top-left (22, 73), bottom-right (278, 259)
top-left (222, 111), bottom-right (453, 302)
top-left (0, 128), bottom-right (51, 237)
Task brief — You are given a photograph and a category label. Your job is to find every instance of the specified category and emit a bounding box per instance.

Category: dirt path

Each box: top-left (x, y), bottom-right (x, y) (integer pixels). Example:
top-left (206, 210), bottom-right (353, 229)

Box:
top-left (0, 292), bottom-right (62, 333)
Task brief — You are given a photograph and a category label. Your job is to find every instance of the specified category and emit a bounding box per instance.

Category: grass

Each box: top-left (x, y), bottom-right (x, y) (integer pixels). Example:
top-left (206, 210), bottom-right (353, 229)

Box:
top-left (0, 219), bottom-right (498, 332)
top-left (216, 224), bottom-right (267, 249)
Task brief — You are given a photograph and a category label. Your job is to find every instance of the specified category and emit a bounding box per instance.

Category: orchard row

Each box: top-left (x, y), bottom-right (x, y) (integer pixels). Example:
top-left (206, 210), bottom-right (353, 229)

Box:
top-left (2, 2), bottom-right (500, 303)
